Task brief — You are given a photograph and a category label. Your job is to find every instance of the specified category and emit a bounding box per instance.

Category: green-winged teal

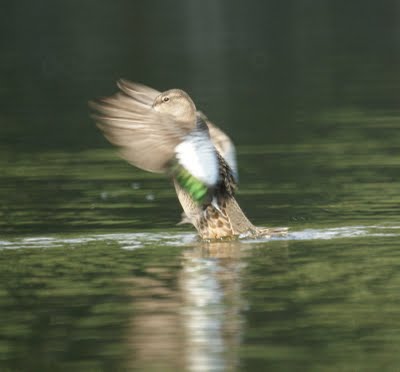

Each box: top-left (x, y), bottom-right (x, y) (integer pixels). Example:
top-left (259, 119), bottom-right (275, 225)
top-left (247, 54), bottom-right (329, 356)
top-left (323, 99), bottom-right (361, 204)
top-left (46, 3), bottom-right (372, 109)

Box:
top-left (90, 80), bottom-right (287, 240)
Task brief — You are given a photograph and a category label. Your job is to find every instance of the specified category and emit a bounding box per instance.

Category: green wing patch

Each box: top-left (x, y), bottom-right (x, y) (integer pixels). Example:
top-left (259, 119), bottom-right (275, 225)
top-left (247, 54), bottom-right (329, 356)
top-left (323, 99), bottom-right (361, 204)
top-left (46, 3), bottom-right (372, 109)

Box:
top-left (173, 164), bottom-right (209, 203)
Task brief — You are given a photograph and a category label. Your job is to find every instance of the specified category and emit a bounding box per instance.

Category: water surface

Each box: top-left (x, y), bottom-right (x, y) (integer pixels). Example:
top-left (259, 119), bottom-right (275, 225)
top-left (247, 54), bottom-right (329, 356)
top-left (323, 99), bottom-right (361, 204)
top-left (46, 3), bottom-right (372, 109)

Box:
top-left (2, 131), bottom-right (400, 371)
top-left (2, 1), bottom-right (400, 370)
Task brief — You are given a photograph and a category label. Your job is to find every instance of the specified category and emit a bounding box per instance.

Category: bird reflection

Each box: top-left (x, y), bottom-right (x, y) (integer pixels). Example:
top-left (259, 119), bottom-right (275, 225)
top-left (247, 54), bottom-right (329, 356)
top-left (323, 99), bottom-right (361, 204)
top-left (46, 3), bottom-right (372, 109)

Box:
top-left (126, 239), bottom-right (288, 371)
top-left (180, 240), bottom-right (248, 371)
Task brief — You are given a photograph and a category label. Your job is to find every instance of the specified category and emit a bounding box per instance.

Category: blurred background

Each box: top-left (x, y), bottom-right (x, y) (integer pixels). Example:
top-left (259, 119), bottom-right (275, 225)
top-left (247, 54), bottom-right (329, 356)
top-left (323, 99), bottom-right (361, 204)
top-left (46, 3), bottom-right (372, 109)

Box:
top-left (2, 0), bottom-right (399, 148)
top-left (2, 2), bottom-right (400, 371)
top-left (1, 0), bottom-right (400, 235)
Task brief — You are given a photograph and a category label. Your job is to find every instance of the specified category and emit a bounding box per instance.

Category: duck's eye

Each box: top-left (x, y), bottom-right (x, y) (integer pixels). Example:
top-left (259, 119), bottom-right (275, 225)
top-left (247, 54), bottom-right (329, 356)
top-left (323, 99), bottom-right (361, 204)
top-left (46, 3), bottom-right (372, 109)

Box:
top-left (162, 96), bottom-right (170, 103)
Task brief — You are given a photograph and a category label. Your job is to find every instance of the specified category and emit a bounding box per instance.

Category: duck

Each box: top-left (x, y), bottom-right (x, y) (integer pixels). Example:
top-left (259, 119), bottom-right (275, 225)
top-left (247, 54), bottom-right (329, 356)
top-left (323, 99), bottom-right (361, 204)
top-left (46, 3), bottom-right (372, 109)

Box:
top-left (90, 80), bottom-right (287, 240)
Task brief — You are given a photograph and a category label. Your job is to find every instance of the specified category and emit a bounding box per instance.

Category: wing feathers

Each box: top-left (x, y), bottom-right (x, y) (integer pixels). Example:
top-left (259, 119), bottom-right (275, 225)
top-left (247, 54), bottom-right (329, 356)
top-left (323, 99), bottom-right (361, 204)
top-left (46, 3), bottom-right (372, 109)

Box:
top-left (90, 80), bottom-right (238, 197)
top-left (91, 90), bottom-right (188, 173)
top-left (117, 79), bottom-right (160, 103)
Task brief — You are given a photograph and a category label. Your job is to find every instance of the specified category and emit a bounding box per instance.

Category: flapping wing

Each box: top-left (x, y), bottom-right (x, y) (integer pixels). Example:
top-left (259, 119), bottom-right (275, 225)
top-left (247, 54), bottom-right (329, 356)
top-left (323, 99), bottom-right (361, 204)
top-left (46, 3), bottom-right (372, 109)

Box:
top-left (90, 80), bottom-right (191, 173)
top-left (173, 117), bottom-right (220, 203)
top-left (117, 79), bottom-right (160, 105)
top-left (90, 80), bottom-right (234, 205)
top-left (198, 111), bottom-right (238, 182)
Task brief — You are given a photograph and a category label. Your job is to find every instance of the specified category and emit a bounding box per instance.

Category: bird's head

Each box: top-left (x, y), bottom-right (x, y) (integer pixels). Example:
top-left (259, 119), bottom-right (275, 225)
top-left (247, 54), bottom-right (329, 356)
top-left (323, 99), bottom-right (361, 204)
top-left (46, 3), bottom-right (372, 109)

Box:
top-left (152, 89), bottom-right (196, 123)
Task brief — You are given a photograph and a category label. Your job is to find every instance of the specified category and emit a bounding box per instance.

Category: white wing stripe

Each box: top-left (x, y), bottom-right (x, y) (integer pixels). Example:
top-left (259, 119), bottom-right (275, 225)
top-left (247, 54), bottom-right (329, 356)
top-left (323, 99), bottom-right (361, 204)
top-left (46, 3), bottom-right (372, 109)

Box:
top-left (175, 131), bottom-right (219, 186)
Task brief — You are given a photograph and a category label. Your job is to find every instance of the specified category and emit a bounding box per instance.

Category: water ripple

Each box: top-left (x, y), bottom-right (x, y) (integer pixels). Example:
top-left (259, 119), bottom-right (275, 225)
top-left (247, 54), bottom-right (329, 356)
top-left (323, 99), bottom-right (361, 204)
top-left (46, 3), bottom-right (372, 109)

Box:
top-left (0, 225), bottom-right (399, 250)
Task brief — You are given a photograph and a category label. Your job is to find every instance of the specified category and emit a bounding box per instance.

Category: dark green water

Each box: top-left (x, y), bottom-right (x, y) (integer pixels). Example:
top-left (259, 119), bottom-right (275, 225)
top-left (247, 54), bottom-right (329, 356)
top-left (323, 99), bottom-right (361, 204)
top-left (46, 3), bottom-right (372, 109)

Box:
top-left (2, 1), bottom-right (400, 371)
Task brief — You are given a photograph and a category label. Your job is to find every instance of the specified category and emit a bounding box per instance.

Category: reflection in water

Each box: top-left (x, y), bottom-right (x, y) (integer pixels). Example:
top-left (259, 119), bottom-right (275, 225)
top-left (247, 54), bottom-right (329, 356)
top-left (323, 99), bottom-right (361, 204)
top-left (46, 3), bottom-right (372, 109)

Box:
top-left (126, 238), bottom-right (288, 371)
top-left (1, 230), bottom-right (400, 370)
top-left (126, 240), bottom-right (249, 371)
top-left (127, 275), bottom-right (185, 371)
top-left (180, 242), bottom-right (246, 372)
top-left (181, 254), bottom-right (228, 371)
top-left (1, 1), bottom-right (400, 369)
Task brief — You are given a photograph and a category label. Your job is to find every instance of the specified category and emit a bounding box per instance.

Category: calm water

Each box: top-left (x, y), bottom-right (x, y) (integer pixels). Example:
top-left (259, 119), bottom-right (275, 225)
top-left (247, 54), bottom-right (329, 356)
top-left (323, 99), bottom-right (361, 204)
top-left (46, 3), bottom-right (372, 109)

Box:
top-left (2, 1), bottom-right (400, 371)
top-left (2, 138), bottom-right (400, 371)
